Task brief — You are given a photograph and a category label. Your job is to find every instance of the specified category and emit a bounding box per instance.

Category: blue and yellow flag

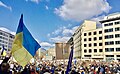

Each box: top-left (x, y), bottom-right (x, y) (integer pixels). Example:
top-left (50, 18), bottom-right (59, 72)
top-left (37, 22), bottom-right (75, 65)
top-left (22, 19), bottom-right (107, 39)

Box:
top-left (11, 14), bottom-right (41, 67)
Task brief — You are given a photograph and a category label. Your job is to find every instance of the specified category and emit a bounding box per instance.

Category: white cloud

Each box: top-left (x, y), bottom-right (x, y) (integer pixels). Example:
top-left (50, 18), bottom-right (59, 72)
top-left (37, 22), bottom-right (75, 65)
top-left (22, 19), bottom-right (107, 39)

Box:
top-left (50, 36), bottom-right (70, 43)
top-left (40, 42), bottom-right (54, 47)
top-left (47, 33), bottom-right (50, 37)
top-left (62, 26), bottom-right (79, 36)
top-left (49, 24), bottom-right (79, 43)
top-left (52, 26), bottom-right (66, 35)
top-left (55, 0), bottom-right (111, 21)
top-left (26, 0), bottom-right (40, 4)
top-left (31, 0), bottom-right (40, 4)
top-left (45, 5), bottom-right (49, 10)
top-left (0, 1), bottom-right (12, 11)
top-left (91, 15), bottom-right (105, 22)
top-left (91, 15), bottom-right (106, 28)
top-left (0, 27), bottom-right (15, 35)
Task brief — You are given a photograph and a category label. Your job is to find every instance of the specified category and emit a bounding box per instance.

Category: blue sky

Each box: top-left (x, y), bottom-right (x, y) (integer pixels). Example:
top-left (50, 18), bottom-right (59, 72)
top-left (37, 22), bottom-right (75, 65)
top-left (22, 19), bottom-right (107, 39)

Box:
top-left (0, 0), bottom-right (120, 49)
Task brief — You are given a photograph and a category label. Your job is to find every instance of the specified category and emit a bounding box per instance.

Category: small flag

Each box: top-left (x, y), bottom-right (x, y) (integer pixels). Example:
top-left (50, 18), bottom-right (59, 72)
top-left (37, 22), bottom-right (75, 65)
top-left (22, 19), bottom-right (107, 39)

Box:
top-left (1, 45), bottom-right (7, 56)
top-left (11, 14), bottom-right (41, 67)
top-left (66, 49), bottom-right (73, 74)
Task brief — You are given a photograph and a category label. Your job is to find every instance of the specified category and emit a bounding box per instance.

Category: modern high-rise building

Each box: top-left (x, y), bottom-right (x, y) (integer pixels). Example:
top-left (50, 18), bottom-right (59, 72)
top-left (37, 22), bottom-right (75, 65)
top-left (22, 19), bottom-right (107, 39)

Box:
top-left (72, 13), bottom-right (120, 61)
top-left (0, 29), bottom-right (15, 51)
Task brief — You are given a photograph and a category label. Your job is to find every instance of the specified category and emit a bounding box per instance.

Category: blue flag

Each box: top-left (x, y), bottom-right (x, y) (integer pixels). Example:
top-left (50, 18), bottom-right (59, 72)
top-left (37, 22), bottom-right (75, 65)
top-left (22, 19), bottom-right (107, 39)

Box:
top-left (66, 49), bottom-right (73, 74)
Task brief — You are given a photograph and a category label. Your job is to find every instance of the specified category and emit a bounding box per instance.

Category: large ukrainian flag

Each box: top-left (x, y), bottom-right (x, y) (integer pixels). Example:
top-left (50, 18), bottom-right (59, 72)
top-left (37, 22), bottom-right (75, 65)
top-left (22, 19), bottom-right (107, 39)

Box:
top-left (11, 14), bottom-right (41, 67)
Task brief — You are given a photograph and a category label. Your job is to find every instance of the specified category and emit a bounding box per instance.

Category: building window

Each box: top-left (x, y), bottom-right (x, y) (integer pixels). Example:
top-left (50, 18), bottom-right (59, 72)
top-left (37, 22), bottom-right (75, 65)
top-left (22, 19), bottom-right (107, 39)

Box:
top-left (104, 24), bottom-right (108, 26)
top-left (0, 32), bottom-right (2, 35)
top-left (99, 31), bottom-right (102, 34)
top-left (117, 55), bottom-right (120, 57)
top-left (84, 38), bottom-right (87, 41)
top-left (116, 48), bottom-right (120, 51)
top-left (115, 27), bottom-right (120, 31)
top-left (115, 34), bottom-right (120, 38)
top-left (104, 28), bottom-right (113, 33)
top-left (115, 21), bottom-right (120, 25)
top-left (84, 44), bottom-right (87, 47)
top-left (84, 33), bottom-right (87, 36)
top-left (84, 55), bottom-right (91, 57)
top-left (99, 37), bottom-right (102, 40)
top-left (94, 37), bottom-right (97, 41)
top-left (115, 41), bottom-right (120, 44)
top-left (94, 49), bottom-right (97, 53)
top-left (99, 43), bottom-right (102, 46)
top-left (106, 55), bottom-right (114, 57)
top-left (105, 35), bottom-right (113, 39)
top-left (88, 32), bottom-right (91, 36)
top-left (104, 23), bottom-right (113, 26)
top-left (99, 49), bottom-right (103, 52)
top-left (89, 38), bottom-right (91, 41)
top-left (84, 49), bottom-right (87, 53)
top-left (89, 49), bottom-right (92, 53)
top-left (105, 41), bottom-right (114, 45)
top-left (94, 43), bottom-right (97, 46)
top-left (94, 32), bottom-right (97, 35)
top-left (89, 43), bottom-right (92, 47)
top-left (105, 48), bottom-right (114, 52)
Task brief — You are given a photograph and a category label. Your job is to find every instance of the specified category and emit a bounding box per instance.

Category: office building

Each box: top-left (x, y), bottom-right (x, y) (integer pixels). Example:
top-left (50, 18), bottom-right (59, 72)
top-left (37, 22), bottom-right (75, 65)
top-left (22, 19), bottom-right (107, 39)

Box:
top-left (55, 43), bottom-right (70, 60)
top-left (72, 13), bottom-right (120, 61)
top-left (0, 29), bottom-right (15, 51)
top-left (73, 20), bottom-right (96, 59)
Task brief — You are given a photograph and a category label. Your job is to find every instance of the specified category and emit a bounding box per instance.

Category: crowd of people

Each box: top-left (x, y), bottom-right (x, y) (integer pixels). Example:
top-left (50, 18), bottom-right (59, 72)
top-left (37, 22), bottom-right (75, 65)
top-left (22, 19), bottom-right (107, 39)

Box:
top-left (0, 56), bottom-right (120, 74)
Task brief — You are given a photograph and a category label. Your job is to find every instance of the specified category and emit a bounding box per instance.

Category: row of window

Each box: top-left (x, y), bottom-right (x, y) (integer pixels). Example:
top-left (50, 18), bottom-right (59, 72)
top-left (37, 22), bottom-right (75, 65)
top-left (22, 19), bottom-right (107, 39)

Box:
top-left (105, 41), bottom-right (120, 45)
top-left (104, 21), bottom-right (120, 27)
top-left (104, 48), bottom-right (120, 52)
top-left (84, 31), bottom-right (102, 36)
top-left (104, 27), bottom-right (120, 33)
top-left (84, 37), bottom-right (102, 41)
top-left (84, 34), bottom-right (120, 41)
top-left (84, 41), bottom-right (120, 46)
top-left (0, 36), bottom-right (8, 40)
top-left (104, 28), bottom-right (113, 33)
top-left (84, 27), bottom-right (120, 36)
top-left (84, 48), bottom-right (120, 53)
top-left (0, 40), bottom-right (8, 44)
top-left (0, 32), bottom-right (8, 37)
top-left (104, 23), bottom-right (113, 26)
top-left (84, 43), bottom-right (102, 47)
top-left (84, 55), bottom-right (120, 57)
top-left (106, 55), bottom-right (120, 57)
top-left (84, 49), bottom-right (103, 53)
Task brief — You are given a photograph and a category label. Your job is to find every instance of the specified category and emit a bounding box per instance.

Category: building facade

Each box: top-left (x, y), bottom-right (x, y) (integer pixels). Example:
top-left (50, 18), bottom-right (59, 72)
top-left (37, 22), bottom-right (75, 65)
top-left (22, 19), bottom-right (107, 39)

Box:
top-left (72, 13), bottom-right (120, 61)
top-left (100, 13), bottom-right (120, 61)
top-left (47, 47), bottom-right (56, 58)
top-left (82, 27), bottom-right (103, 61)
top-left (0, 30), bottom-right (14, 51)
top-left (73, 20), bottom-right (96, 59)
top-left (55, 43), bottom-right (70, 60)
